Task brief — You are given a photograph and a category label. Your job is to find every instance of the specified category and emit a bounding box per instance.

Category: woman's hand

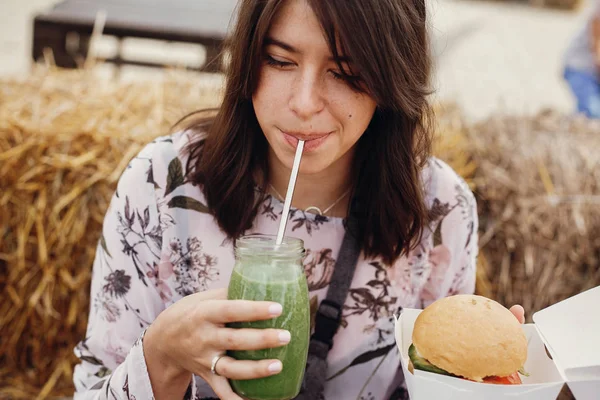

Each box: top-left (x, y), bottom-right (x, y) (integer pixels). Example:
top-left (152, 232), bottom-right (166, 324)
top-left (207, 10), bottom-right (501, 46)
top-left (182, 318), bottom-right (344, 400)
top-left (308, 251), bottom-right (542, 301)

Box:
top-left (509, 304), bottom-right (525, 324)
top-left (144, 288), bottom-right (290, 400)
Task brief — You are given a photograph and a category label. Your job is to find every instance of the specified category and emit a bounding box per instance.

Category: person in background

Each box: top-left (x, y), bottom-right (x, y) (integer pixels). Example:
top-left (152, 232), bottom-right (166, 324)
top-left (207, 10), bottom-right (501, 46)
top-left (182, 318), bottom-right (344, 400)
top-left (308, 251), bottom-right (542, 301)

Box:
top-left (563, 0), bottom-right (600, 119)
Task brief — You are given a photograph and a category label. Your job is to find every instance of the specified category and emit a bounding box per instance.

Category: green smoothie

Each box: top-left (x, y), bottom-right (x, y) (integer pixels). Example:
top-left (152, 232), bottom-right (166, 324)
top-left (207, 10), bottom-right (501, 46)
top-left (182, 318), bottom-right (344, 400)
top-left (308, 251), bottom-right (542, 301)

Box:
top-left (227, 258), bottom-right (310, 400)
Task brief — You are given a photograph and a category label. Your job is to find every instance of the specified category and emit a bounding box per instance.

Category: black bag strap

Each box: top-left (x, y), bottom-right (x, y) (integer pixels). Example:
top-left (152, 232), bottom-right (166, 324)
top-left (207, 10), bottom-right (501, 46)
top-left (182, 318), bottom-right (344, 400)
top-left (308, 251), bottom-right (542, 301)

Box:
top-left (296, 200), bottom-right (362, 399)
top-left (310, 210), bottom-right (361, 351)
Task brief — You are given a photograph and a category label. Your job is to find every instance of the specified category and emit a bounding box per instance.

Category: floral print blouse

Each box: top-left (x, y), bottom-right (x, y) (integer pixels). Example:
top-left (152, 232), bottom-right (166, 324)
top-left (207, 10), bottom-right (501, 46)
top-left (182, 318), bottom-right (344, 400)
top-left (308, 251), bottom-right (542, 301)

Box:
top-left (73, 130), bottom-right (478, 400)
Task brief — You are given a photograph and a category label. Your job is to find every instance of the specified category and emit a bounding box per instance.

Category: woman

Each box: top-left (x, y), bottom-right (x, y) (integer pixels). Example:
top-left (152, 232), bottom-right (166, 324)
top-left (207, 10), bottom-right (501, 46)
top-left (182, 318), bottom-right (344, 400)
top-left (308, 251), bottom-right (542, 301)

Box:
top-left (73, 0), bottom-right (525, 399)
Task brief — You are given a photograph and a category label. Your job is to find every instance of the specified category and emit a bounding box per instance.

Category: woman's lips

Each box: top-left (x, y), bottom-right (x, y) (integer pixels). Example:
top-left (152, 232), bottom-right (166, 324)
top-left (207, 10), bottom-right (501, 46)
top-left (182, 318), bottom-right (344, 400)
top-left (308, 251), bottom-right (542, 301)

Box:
top-left (282, 130), bottom-right (330, 152)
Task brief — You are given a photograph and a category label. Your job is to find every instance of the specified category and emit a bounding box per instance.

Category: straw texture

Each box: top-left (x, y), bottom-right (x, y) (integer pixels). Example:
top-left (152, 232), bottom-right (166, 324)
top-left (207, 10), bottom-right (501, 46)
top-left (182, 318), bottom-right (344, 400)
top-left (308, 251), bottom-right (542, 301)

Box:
top-left (0, 66), bottom-right (222, 399)
top-left (1, 67), bottom-right (594, 400)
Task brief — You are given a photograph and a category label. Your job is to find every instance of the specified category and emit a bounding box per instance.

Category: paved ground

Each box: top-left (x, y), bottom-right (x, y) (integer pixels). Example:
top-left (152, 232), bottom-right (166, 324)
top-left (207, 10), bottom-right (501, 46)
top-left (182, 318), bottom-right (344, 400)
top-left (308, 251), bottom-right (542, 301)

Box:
top-left (428, 0), bottom-right (594, 121)
top-left (0, 0), bottom-right (596, 122)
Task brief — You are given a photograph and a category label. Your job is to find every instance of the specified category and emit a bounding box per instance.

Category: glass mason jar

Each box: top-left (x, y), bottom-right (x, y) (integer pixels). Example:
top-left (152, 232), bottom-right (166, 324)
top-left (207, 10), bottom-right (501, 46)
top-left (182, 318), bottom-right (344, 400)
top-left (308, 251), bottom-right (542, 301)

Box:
top-left (226, 234), bottom-right (310, 400)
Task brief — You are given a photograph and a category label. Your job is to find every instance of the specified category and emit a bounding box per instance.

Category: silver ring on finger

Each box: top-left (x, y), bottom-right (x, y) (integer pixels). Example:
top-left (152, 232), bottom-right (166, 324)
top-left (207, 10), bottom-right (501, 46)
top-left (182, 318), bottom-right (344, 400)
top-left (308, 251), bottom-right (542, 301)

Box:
top-left (211, 354), bottom-right (226, 376)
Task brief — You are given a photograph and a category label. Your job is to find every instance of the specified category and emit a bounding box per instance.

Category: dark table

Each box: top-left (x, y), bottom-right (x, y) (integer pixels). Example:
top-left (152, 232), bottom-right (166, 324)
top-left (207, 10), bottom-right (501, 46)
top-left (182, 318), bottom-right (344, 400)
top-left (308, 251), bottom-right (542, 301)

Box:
top-left (32, 0), bottom-right (238, 72)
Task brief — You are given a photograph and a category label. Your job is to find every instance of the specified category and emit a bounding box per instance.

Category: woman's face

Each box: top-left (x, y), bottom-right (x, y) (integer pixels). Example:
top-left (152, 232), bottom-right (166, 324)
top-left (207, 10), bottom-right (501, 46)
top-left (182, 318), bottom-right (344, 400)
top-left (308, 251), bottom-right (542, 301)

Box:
top-left (252, 0), bottom-right (377, 175)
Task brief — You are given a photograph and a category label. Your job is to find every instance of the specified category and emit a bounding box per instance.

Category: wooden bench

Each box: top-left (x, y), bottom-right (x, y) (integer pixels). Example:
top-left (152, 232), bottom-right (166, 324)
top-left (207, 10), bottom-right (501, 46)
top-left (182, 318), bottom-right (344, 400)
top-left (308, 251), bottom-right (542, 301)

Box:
top-left (32, 0), bottom-right (238, 72)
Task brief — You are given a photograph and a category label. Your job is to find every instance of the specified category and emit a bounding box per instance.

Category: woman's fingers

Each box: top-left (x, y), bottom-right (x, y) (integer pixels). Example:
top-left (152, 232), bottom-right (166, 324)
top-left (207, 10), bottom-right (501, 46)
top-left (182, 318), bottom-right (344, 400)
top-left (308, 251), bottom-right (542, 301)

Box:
top-left (212, 327), bottom-right (291, 351)
top-left (214, 356), bottom-right (283, 380)
top-left (510, 304), bottom-right (525, 324)
top-left (203, 299), bottom-right (283, 323)
top-left (209, 375), bottom-right (245, 400)
top-left (189, 287), bottom-right (228, 302)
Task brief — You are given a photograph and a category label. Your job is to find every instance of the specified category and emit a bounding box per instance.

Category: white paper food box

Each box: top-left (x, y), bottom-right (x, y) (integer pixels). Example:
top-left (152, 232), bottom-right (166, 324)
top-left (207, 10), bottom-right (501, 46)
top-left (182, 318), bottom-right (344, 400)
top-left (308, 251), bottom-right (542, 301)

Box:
top-left (394, 286), bottom-right (600, 399)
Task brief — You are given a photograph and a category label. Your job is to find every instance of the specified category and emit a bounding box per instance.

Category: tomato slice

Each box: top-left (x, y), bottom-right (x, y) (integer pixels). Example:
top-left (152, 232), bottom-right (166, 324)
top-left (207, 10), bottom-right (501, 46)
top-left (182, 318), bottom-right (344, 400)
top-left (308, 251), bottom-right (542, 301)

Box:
top-left (483, 372), bottom-right (522, 385)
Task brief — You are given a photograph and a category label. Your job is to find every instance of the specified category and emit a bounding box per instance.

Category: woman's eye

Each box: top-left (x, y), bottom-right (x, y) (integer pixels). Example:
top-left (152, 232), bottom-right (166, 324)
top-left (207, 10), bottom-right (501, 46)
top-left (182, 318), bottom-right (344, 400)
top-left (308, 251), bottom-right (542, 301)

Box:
top-left (330, 70), bottom-right (362, 84)
top-left (330, 70), bottom-right (345, 81)
top-left (265, 55), bottom-right (293, 68)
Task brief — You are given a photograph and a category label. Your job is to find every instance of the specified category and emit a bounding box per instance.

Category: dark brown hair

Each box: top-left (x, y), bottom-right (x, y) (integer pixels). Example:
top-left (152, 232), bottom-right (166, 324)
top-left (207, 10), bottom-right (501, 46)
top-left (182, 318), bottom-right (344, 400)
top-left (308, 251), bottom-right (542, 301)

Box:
top-left (182, 0), bottom-right (433, 265)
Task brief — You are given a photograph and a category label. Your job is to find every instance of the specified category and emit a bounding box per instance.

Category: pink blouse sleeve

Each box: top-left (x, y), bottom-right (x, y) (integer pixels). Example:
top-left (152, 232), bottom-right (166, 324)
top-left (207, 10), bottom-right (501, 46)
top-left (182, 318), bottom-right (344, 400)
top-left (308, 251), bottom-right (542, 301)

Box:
top-left (72, 140), bottom-right (197, 399)
top-left (419, 158), bottom-right (478, 307)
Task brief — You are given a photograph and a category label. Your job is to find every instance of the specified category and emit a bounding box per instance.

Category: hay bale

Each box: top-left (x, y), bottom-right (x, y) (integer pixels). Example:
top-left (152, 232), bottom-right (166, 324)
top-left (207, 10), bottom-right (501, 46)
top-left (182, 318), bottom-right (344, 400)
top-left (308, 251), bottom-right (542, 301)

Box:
top-left (0, 66), bottom-right (223, 399)
top-left (3, 65), bottom-right (592, 400)
top-left (0, 66), bottom-right (475, 398)
top-left (466, 109), bottom-right (600, 316)
top-left (438, 108), bottom-right (600, 400)
top-left (437, 109), bottom-right (599, 400)
top-left (432, 102), bottom-right (478, 186)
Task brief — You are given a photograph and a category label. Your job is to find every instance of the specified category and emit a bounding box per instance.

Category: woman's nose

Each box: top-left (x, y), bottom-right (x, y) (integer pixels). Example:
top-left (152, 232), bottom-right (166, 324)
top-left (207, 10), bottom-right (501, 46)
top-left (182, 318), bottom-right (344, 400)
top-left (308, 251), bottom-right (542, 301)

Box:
top-left (288, 72), bottom-right (325, 119)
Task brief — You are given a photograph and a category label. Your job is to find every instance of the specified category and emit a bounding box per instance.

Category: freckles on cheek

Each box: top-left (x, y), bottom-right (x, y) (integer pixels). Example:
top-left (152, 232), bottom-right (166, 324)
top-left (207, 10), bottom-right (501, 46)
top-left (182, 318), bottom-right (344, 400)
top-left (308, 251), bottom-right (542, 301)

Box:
top-left (258, 81), bottom-right (283, 110)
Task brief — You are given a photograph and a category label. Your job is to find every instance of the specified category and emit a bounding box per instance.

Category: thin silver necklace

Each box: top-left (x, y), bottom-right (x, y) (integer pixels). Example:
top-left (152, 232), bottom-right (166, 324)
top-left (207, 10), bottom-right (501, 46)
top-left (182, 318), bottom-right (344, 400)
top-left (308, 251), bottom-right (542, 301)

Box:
top-left (269, 184), bottom-right (351, 216)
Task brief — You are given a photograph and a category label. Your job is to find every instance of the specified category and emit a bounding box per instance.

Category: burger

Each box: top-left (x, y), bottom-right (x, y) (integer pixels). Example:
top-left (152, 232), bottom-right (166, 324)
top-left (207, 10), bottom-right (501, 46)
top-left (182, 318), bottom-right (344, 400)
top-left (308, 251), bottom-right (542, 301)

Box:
top-left (408, 294), bottom-right (529, 385)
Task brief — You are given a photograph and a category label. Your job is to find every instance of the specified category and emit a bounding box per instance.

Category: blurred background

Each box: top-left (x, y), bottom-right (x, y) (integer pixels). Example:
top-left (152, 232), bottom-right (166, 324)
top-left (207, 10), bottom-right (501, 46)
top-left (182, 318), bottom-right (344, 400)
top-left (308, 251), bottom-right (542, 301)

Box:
top-left (1, 0), bottom-right (597, 120)
top-left (1, 0), bottom-right (598, 399)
